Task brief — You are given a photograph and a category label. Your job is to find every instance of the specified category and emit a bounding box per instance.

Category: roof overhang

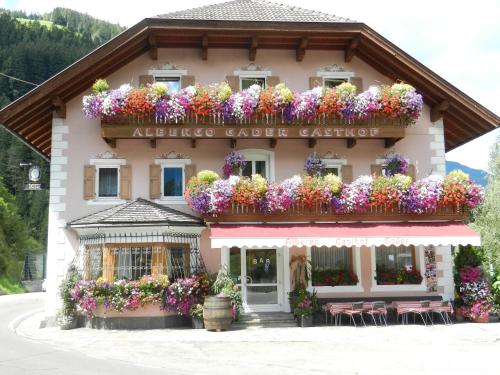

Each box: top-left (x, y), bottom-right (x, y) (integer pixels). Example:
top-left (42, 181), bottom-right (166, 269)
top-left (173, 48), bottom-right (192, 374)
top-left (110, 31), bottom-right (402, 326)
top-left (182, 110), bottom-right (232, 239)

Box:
top-left (210, 222), bottom-right (481, 248)
top-left (0, 18), bottom-right (498, 159)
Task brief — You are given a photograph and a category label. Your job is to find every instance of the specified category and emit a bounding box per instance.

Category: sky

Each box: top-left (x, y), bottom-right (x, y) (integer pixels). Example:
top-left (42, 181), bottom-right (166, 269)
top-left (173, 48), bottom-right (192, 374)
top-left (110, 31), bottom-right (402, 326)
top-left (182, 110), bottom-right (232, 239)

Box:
top-left (1, 0), bottom-right (499, 171)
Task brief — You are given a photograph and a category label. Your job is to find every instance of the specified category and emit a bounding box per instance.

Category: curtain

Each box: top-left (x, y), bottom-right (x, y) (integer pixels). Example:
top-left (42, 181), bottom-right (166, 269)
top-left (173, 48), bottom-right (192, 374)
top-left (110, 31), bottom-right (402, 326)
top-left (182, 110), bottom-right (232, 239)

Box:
top-left (376, 245), bottom-right (414, 272)
top-left (117, 247), bottom-right (132, 280)
top-left (98, 168), bottom-right (118, 197)
top-left (311, 246), bottom-right (351, 270)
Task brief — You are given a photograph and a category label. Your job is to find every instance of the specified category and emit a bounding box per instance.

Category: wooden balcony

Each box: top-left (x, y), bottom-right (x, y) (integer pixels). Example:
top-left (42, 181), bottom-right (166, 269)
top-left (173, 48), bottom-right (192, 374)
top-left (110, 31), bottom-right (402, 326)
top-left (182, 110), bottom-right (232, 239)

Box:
top-left (101, 114), bottom-right (407, 149)
top-left (204, 204), bottom-right (469, 224)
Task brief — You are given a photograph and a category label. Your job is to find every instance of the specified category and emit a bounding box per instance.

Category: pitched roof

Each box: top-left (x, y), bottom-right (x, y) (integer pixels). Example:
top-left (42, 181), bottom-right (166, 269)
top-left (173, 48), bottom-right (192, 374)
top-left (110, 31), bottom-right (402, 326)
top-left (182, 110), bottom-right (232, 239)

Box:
top-left (157, 0), bottom-right (354, 23)
top-left (68, 198), bottom-right (204, 227)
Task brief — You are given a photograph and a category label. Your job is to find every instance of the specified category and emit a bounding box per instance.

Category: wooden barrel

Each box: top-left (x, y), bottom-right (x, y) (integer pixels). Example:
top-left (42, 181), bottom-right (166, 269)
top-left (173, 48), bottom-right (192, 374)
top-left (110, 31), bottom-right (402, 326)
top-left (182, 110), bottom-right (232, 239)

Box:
top-left (203, 296), bottom-right (232, 331)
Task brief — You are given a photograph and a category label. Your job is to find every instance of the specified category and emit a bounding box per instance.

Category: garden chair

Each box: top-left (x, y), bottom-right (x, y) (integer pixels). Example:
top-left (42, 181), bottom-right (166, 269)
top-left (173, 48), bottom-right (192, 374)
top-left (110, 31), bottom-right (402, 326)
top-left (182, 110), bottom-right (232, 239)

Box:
top-left (408, 300), bottom-right (432, 326)
top-left (365, 301), bottom-right (388, 327)
top-left (340, 301), bottom-right (366, 327)
top-left (431, 301), bottom-right (453, 325)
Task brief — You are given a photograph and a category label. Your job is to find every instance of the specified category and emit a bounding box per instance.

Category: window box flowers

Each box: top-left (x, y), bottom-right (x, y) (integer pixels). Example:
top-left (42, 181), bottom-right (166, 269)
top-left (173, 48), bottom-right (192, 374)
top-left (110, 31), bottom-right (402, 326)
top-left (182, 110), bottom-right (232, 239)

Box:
top-left (83, 79), bottom-right (423, 126)
top-left (312, 269), bottom-right (359, 287)
top-left (375, 267), bottom-right (423, 285)
top-left (185, 169), bottom-right (482, 218)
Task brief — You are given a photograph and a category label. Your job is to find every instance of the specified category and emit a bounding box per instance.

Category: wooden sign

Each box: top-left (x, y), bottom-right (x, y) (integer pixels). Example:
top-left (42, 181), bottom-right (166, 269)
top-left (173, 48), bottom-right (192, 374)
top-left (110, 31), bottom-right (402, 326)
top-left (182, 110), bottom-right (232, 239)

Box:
top-left (102, 124), bottom-right (405, 140)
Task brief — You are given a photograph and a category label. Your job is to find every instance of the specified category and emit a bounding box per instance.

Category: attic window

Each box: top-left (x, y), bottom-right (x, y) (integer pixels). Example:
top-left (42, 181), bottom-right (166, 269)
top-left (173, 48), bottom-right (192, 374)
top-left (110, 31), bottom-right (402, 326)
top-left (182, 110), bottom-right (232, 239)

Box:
top-left (148, 67), bottom-right (187, 93)
top-left (154, 76), bottom-right (181, 93)
top-left (317, 64), bottom-right (354, 88)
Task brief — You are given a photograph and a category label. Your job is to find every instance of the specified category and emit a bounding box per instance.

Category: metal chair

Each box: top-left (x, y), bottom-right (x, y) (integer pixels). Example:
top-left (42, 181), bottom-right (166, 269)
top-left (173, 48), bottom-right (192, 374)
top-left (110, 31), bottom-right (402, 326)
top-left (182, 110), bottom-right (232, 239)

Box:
top-left (431, 300), bottom-right (453, 325)
top-left (341, 301), bottom-right (366, 327)
top-left (365, 301), bottom-right (388, 326)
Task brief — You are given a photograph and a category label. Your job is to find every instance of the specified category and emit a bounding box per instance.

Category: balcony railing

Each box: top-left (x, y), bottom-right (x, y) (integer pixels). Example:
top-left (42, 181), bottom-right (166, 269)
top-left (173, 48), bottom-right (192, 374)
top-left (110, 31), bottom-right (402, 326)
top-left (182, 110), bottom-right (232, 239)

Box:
top-left (204, 203), bottom-right (469, 223)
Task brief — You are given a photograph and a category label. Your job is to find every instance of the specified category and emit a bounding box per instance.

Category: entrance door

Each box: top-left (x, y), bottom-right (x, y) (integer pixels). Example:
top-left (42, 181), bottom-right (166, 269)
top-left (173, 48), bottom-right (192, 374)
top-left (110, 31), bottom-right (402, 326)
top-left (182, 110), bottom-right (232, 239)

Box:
top-left (237, 248), bottom-right (283, 312)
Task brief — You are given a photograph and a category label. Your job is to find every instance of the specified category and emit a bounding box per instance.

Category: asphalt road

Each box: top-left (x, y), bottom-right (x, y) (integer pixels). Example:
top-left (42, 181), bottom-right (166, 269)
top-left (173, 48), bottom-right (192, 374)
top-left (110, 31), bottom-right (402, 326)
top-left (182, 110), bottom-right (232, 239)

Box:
top-left (0, 293), bottom-right (176, 375)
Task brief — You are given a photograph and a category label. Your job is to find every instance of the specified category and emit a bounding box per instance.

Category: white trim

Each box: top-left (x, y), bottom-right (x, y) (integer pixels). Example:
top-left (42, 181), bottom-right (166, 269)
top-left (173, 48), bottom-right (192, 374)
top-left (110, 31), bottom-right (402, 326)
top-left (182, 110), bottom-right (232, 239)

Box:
top-left (239, 149), bottom-right (275, 181)
top-left (234, 70), bottom-right (272, 77)
top-left (307, 246), bottom-right (364, 294)
top-left (148, 69), bottom-right (187, 76)
top-left (89, 158), bottom-right (126, 166)
top-left (154, 158), bottom-right (191, 204)
top-left (317, 71), bottom-right (354, 79)
top-left (87, 199), bottom-right (126, 205)
top-left (211, 236), bottom-right (480, 249)
top-left (71, 225), bottom-right (205, 237)
top-left (282, 246), bottom-right (291, 312)
top-left (369, 245), bottom-right (427, 292)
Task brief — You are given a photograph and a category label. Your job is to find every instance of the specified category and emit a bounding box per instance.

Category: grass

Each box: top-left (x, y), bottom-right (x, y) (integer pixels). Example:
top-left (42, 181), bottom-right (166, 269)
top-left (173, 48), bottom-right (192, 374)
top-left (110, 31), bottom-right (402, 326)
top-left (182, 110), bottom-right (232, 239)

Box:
top-left (15, 18), bottom-right (65, 31)
top-left (0, 277), bottom-right (26, 295)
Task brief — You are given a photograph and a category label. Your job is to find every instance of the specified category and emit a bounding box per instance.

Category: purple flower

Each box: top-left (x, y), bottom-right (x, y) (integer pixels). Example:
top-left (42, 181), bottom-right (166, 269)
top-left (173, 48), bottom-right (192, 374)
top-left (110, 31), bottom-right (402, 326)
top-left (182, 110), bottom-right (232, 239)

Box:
top-left (384, 153), bottom-right (409, 176)
top-left (304, 153), bottom-right (326, 176)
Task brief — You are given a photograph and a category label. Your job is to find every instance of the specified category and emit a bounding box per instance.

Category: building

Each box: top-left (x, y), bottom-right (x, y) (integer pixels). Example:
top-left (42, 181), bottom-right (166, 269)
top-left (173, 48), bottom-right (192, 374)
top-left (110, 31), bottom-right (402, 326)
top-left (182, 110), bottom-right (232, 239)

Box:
top-left (0, 0), bottom-right (497, 323)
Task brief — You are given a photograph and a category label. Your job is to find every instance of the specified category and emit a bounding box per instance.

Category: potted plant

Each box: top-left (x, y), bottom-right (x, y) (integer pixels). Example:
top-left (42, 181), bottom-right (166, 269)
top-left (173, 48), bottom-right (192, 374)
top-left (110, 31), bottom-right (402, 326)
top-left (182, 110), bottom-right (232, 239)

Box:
top-left (203, 267), bottom-right (242, 331)
top-left (189, 304), bottom-right (204, 329)
top-left (291, 287), bottom-right (318, 327)
top-left (57, 266), bottom-right (80, 330)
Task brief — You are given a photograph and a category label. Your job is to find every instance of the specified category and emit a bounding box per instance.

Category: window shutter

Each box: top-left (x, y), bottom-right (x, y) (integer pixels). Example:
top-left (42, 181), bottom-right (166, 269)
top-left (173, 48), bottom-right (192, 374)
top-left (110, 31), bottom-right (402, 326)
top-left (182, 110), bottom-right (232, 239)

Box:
top-left (350, 77), bottom-right (363, 94)
top-left (408, 164), bottom-right (416, 181)
top-left (150, 164), bottom-right (161, 199)
top-left (102, 246), bottom-right (115, 283)
top-left (185, 164), bottom-right (196, 187)
top-left (267, 76), bottom-right (280, 87)
top-left (342, 165), bottom-right (353, 184)
top-left (181, 75), bottom-right (195, 88)
top-left (139, 75), bottom-right (154, 86)
top-left (371, 164), bottom-right (383, 177)
top-left (83, 165), bottom-right (96, 200)
top-left (119, 165), bottom-right (132, 200)
top-left (309, 76), bottom-right (322, 89)
top-left (225, 75), bottom-right (240, 92)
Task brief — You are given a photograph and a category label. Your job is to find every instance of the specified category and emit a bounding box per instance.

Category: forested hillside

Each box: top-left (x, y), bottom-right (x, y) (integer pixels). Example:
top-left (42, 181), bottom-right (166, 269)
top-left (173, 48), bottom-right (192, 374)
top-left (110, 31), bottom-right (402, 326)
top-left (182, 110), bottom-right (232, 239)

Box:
top-left (0, 8), bottom-right (124, 283)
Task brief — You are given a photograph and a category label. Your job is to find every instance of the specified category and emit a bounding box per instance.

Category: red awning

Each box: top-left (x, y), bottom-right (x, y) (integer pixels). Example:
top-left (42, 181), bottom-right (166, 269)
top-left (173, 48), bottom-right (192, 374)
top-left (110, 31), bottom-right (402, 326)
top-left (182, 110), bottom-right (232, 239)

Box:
top-left (210, 222), bottom-right (480, 248)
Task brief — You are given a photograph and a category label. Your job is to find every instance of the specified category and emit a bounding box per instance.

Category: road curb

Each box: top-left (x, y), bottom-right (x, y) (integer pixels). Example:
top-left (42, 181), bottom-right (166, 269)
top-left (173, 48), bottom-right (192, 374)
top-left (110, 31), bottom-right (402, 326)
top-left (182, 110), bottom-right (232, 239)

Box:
top-left (8, 308), bottom-right (44, 333)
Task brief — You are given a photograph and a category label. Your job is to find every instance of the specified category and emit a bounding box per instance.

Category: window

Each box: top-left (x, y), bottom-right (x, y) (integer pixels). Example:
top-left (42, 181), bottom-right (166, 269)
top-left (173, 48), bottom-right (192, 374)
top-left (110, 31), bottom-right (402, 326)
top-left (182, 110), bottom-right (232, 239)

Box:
top-left (115, 246), bottom-right (152, 280)
top-left (169, 246), bottom-right (191, 279)
top-left (376, 245), bottom-right (415, 272)
top-left (239, 149), bottom-right (274, 180)
top-left (311, 246), bottom-right (357, 287)
top-left (241, 77), bottom-right (266, 90)
top-left (154, 76), bottom-right (181, 93)
top-left (321, 159), bottom-right (346, 179)
top-left (163, 167), bottom-right (183, 197)
top-left (155, 158), bottom-right (191, 203)
top-left (324, 77), bottom-right (348, 88)
top-left (97, 167), bottom-right (119, 198)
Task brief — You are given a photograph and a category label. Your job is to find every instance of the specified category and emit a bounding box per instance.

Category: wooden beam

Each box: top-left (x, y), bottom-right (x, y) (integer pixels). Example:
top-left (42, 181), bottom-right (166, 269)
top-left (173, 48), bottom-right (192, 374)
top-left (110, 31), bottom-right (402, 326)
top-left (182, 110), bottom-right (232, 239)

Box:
top-left (346, 138), bottom-right (357, 148)
top-left (384, 137), bottom-right (401, 149)
top-left (51, 96), bottom-right (66, 118)
top-left (308, 138), bottom-right (317, 148)
top-left (249, 36), bottom-right (258, 61)
top-left (191, 138), bottom-right (196, 148)
top-left (430, 100), bottom-right (450, 122)
top-left (230, 138), bottom-right (237, 148)
top-left (148, 34), bottom-right (157, 60)
top-left (270, 138), bottom-right (277, 148)
top-left (344, 37), bottom-right (359, 62)
top-left (104, 138), bottom-right (116, 148)
top-left (150, 138), bottom-right (157, 148)
top-left (296, 37), bottom-right (308, 62)
top-left (201, 34), bottom-right (208, 60)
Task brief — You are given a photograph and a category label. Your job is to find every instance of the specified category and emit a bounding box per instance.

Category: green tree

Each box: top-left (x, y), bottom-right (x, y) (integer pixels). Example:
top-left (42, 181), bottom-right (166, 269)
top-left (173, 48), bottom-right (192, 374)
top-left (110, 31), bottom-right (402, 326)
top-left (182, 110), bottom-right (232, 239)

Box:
top-left (0, 178), bottom-right (40, 279)
top-left (472, 135), bottom-right (500, 272)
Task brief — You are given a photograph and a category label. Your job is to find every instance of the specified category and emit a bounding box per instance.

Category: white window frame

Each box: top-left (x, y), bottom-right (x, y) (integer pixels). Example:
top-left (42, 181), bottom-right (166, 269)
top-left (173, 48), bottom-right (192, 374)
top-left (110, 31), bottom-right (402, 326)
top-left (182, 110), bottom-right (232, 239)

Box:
top-left (317, 70), bottom-right (354, 88)
top-left (148, 69), bottom-right (187, 92)
top-left (239, 149), bottom-right (275, 181)
top-left (370, 245), bottom-right (427, 292)
top-left (322, 158), bottom-right (347, 180)
top-left (234, 69), bottom-right (272, 90)
top-left (154, 158), bottom-right (191, 204)
top-left (88, 158), bottom-right (126, 205)
top-left (307, 246), bottom-right (363, 293)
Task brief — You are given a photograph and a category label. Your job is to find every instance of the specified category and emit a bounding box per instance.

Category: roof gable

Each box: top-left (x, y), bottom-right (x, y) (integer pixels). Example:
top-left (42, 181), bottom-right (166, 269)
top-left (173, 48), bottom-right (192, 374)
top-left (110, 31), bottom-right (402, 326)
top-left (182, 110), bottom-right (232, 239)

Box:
top-left (69, 198), bottom-right (204, 227)
top-left (157, 0), bottom-right (354, 23)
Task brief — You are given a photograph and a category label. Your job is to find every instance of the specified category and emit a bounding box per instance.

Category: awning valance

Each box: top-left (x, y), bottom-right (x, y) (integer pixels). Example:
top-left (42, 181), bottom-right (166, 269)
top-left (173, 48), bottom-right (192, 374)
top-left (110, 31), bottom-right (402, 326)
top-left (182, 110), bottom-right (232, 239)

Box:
top-left (210, 222), bottom-right (480, 248)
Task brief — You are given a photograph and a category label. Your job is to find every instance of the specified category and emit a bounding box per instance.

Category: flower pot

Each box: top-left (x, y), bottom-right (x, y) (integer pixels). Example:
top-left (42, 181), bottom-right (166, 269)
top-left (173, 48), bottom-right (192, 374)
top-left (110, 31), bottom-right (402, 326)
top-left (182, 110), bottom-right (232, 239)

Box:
top-left (191, 316), bottom-right (204, 329)
top-left (297, 315), bottom-right (313, 328)
top-left (203, 296), bottom-right (232, 331)
top-left (472, 315), bottom-right (490, 323)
